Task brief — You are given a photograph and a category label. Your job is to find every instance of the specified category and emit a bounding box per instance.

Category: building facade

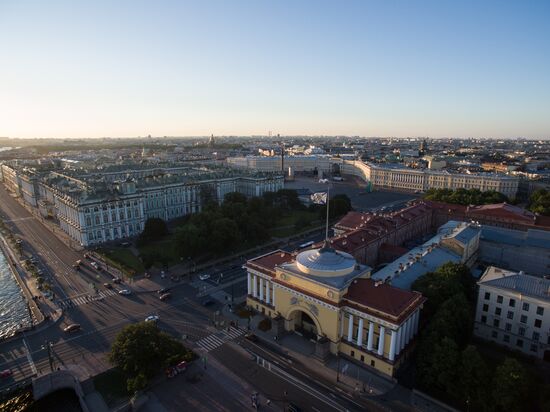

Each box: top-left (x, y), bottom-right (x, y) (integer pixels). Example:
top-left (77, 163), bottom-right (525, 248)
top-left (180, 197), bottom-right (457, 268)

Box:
top-left (474, 267), bottom-right (550, 361)
top-left (245, 245), bottom-right (425, 378)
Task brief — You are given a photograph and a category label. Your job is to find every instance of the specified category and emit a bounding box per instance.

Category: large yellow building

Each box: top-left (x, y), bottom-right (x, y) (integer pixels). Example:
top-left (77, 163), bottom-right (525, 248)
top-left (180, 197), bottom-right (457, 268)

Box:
top-left (245, 242), bottom-right (425, 377)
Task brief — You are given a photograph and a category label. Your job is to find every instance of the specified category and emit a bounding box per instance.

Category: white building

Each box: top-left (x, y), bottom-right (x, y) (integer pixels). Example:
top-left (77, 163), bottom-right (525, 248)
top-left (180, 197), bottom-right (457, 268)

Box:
top-left (474, 266), bottom-right (550, 360)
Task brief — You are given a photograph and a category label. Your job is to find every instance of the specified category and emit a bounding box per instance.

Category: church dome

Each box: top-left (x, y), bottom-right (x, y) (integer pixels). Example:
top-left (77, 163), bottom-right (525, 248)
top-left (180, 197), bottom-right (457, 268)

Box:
top-left (295, 242), bottom-right (357, 277)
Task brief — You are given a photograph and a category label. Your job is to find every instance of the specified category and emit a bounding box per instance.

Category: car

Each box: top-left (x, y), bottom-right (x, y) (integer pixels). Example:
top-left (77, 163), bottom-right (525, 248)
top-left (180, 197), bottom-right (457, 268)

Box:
top-left (90, 261), bottom-right (99, 270)
top-left (118, 289), bottom-right (131, 295)
top-left (73, 264), bottom-right (80, 270)
top-left (119, 242), bottom-right (131, 247)
top-left (84, 253), bottom-right (92, 259)
top-left (157, 287), bottom-right (170, 294)
top-left (199, 274), bottom-right (210, 281)
top-left (0, 369), bottom-right (12, 379)
top-left (145, 315), bottom-right (160, 323)
top-left (63, 323), bottom-right (81, 333)
top-left (103, 283), bottom-right (112, 289)
top-left (113, 277), bottom-right (122, 284)
top-left (160, 271), bottom-right (167, 279)
top-left (176, 361), bottom-right (187, 372)
top-left (159, 293), bottom-right (172, 301)
top-left (244, 332), bottom-right (258, 342)
top-left (144, 272), bottom-right (151, 278)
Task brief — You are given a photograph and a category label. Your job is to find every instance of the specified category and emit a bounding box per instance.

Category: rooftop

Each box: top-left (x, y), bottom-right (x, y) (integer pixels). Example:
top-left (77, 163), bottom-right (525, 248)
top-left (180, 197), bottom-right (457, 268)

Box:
top-left (480, 226), bottom-right (550, 249)
top-left (479, 266), bottom-right (550, 302)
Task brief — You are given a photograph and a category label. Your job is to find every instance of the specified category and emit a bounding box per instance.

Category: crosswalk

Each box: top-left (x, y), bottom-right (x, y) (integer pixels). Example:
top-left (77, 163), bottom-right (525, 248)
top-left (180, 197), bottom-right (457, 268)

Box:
top-left (195, 326), bottom-right (246, 352)
top-left (58, 289), bottom-right (118, 309)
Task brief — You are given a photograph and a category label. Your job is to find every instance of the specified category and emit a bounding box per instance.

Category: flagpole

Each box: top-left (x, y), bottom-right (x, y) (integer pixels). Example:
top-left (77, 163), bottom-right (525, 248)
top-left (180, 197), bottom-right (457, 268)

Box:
top-left (325, 184), bottom-right (330, 241)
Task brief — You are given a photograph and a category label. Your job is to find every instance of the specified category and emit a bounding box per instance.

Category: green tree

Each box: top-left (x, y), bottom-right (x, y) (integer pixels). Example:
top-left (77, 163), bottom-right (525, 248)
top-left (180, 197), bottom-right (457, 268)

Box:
top-left (139, 218), bottom-right (168, 242)
top-left (454, 346), bottom-right (491, 411)
top-left (417, 336), bottom-right (460, 392)
top-left (528, 189), bottom-right (550, 216)
top-left (209, 218), bottom-right (240, 254)
top-left (223, 192), bottom-right (248, 204)
top-left (492, 358), bottom-right (530, 411)
top-left (109, 322), bottom-right (193, 390)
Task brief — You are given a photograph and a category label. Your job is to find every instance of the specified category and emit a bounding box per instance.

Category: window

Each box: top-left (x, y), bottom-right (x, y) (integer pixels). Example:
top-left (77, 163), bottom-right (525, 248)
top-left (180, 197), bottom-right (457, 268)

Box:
top-left (533, 332), bottom-right (540, 342)
top-left (370, 360), bottom-right (375, 367)
top-left (530, 344), bottom-right (538, 352)
top-left (505, 323), bottom-right (512, 332)
top-left (507, 311), bottom-right (514, 320)
top-left (481, 315), bottom-right (487, 324)
top-left (497, 295), bottom-right (503, 304)
top-left (522, 302), bottom-right (530, 311)
top-left (536, 306), bottom-right (544, 316)
top-left (491, 331), bottom-right (498, 339)
top-left (516, 339), bottom-right (523, 348)
top-left (519, 327), bottom-right (525, 336)
top-left (350, 350), bottom-right (355, 358)
top-left (493, 319), bottom-right (500, 328)
top-left (503, 334), bottom-right (510, 343)
top-left (360, 355), bottom-right (365, 362)
top-left (495, 307), bottom-right (501, 316)
top-left (482, 304), bottom-right (489, 312)
top-left (520, 315), bottom-right (527, 324)
top-left (484, 292), bottom-right (490, 300)
top-left (509, 299), bottom-right (516, 307)
top-left (534, 319), bottom-right (542, 328)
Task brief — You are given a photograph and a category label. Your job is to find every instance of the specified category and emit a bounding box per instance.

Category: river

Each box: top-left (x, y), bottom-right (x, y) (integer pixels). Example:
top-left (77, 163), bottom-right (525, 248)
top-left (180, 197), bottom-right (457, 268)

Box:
top-left (0, 246), bottom-right (32, 339)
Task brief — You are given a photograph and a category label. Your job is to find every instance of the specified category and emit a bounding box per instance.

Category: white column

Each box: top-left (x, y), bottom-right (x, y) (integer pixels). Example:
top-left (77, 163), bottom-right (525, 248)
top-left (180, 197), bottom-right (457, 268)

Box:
top-left (389, 330), bottom-right (397, 361)
top-left (377, 326), bottom-right (385, 356)
top-left (272, 286), bottom-right (276, 306)
top-left (413, 311), bottom-right (420, 336)
top-left (347, 314), bottom-right (354, 342)
top-left (400, 322), bottom-right (406, 351)
top-left (259, 278), bottom-right (264, 302)
top-left (247, 273), bottom-right (252, 295)
top-left (357, 318), bottom-right (364, 347)
top-left (253, 275), bottom-right (258, 298)
top-left (367, 322), bottom-right (374, 351)
top-left (265, 281), bottom-right (271, 305)
top-left (395, 327), bottom-right (402, 355)
top-left (403, 318), bottom-right (411, 347)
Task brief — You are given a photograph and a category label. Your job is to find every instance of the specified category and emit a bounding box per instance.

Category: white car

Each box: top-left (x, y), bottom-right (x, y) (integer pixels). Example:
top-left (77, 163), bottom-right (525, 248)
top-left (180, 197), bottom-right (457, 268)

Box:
top-left (90, 261), bottom-right (99, 269)
top-left (145, 315), bottom-right (160, 323)
top-left (199, 274), bottom-right (210, 281)
top-left (118, 289), bottom-right (132, 295)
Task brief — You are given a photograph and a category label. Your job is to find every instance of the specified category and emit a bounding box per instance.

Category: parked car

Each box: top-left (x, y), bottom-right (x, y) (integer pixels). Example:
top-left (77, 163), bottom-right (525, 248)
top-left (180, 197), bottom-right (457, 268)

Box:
top-left (244, 332), bottom-right (258, 342)
top-left (118, 289), bottom-right (131, 295)
top-left (90, 262), bottom-right (99, 270)
top-left (176, 361), bottom-right (187, 372)
top-left (113, 277), bottom-right (122, 284)
top-left (159, 293), bottom-right (172, 301)
top-left (63, 323), bottom-right (81, 333)
top-left (0, 369), bottom-right (12, 379)
top-left (199, 274), bottom-right (210, 281)
top-left (145, 315), bottom-right (160, 323)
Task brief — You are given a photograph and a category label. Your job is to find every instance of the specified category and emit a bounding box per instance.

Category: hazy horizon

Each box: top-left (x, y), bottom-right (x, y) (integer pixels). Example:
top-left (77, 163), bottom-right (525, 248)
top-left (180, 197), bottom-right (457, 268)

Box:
top-left (1, 1), bottom-right (549, 139)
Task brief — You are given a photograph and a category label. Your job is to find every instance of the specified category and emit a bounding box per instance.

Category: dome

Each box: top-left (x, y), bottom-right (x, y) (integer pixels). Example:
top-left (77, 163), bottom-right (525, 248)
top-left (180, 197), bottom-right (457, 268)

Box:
top-left (295, 242), bottom-right (357, 277)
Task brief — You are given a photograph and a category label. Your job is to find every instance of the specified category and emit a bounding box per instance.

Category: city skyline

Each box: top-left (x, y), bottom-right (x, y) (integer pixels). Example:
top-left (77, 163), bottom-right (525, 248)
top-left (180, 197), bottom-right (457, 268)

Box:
top-left (1, 0), bottom-right (550, 139)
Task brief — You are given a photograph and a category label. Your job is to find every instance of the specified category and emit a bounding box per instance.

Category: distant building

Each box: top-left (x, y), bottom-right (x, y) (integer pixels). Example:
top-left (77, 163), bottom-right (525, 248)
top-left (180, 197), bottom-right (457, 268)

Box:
top-left (474, 266), bottom-right (550, 361)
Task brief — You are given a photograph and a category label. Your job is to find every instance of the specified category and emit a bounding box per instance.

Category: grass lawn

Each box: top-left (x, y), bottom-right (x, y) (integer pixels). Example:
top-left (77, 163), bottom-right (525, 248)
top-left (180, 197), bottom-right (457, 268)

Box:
top-left (99, 247), bottom-right (145, 274)
top-left (93, 369), bottom-right (131, 406)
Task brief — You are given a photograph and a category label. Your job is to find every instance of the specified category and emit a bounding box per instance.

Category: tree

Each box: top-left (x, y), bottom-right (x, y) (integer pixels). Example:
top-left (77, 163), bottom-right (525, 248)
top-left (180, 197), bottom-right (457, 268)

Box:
top-left (224, 192), bottom-right (247, 205)
top-left (528, 189), bottom-right (550, 216)
top-left (139, 218), bottom-right (168, 242)
top-left (424, 188), bottom-right (508, 205)
top-left (172, 223), bottom-right (205, 258)
top-left (209, 218), bottom-right (240, 254)
top-left (417, 336), bottom-right (460, 392)
top-left (454, 346), bottom-right (491, 411)
top-left (492, 358), bottom-right (530, 411)
top-left (109, 323), bottom-right (193, 391)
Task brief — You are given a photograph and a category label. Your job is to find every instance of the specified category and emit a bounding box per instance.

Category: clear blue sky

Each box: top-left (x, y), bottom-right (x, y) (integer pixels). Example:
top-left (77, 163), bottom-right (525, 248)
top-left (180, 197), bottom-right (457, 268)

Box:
top-left (1, 0), bottom-right (549, 139)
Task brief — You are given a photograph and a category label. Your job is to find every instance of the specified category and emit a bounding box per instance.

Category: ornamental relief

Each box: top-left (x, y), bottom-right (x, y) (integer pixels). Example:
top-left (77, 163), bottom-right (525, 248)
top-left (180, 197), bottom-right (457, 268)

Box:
top-left (289, 296), bottom-right (320, 316)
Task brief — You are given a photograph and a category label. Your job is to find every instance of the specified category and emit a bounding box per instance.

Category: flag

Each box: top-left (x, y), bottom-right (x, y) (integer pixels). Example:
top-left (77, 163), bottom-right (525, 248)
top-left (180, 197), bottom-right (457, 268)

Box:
top-left (311, 192), bottom-right (327, 204)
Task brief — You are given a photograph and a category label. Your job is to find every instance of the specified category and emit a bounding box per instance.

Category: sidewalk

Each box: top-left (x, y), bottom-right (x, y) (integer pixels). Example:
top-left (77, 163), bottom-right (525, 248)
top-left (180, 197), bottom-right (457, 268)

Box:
top-left (221, 305), bottom-right (398, 401)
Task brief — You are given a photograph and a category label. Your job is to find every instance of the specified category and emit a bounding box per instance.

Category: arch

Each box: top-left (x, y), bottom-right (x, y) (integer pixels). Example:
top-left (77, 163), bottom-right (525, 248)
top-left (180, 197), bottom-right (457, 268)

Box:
top-left (286, 306), bottom-right (323, 338)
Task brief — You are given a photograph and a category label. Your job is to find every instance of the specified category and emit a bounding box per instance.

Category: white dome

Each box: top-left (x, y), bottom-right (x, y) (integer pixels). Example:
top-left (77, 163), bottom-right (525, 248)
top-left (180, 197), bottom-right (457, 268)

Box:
top-left (295, 243), bottom-right (357, 277)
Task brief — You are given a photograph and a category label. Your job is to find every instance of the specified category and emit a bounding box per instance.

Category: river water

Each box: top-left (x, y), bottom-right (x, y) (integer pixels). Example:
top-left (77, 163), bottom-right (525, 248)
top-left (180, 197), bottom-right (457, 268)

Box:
top-left (0, 246), bottom-right (32, 339)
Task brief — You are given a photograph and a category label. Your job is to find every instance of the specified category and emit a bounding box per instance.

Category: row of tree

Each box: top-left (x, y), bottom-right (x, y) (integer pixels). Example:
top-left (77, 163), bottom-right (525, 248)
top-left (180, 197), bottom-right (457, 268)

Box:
top-left (412, 263), bottom-right (548, 411)
top-left (423, 188), bottom-right (509, 205)
top-left (527, 189), bottom-right (550, 216)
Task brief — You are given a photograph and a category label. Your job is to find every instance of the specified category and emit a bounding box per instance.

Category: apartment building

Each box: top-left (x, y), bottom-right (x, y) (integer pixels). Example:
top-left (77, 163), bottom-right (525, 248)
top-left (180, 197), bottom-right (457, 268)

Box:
top-left (474, 266), bottom-right (550, 361)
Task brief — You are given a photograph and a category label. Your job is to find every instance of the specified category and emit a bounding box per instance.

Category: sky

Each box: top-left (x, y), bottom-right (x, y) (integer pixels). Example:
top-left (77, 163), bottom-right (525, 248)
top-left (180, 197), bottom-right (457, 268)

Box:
top-left (1, 0), bottom-right (549, 139)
